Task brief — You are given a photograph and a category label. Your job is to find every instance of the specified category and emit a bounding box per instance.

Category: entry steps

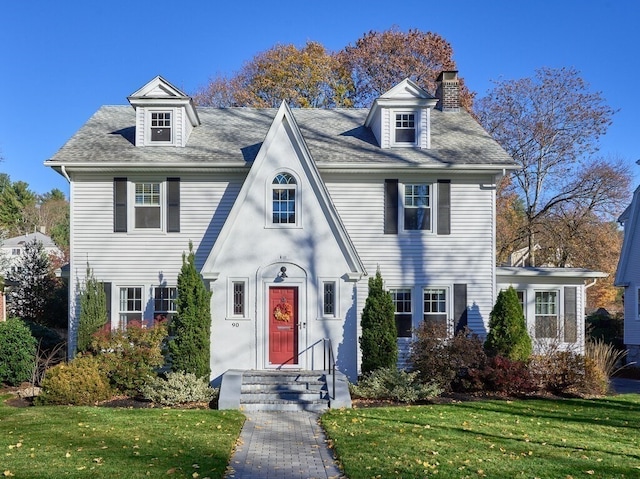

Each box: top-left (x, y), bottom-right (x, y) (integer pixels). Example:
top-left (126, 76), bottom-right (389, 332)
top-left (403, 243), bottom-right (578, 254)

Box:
top-left (218, 369), bottom-right (352, 412)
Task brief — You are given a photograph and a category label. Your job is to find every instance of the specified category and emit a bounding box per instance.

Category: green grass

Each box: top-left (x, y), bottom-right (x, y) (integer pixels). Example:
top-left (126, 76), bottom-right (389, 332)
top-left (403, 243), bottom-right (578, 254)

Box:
top-left (0, 397), bottom-right (245, 479)
top-left (322, 395), bottom-right (640, 479)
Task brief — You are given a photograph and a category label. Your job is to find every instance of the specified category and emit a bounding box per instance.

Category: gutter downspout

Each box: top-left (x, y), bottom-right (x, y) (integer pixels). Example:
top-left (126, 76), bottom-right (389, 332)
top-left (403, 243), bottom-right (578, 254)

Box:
top-left (585, 279), bottom-right (598, 289)
top-left (61, 165), bottom-right (71, 183)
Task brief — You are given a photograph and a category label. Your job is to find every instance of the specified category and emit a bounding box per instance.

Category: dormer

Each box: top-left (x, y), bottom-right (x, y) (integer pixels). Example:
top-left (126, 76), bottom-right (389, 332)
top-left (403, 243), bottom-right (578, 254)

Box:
top-left (127, 76), bottom-right (200, 147)
top-left (364, 78), bottom-right (438, 149)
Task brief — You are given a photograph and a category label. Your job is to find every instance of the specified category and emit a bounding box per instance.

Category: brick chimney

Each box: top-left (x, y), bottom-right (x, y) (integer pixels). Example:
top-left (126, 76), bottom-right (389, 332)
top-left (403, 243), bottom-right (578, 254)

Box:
top-left (436, 71), bottom-right (460, 112)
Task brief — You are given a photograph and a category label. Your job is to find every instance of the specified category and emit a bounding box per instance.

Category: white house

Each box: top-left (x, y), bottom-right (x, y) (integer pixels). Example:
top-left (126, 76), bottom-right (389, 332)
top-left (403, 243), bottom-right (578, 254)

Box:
top-left (45, 73), bottom-right (601, 384)
top-left (0, 231), bottom-right (63, 276)
top-left (615, 161), bottom-right (640, 364)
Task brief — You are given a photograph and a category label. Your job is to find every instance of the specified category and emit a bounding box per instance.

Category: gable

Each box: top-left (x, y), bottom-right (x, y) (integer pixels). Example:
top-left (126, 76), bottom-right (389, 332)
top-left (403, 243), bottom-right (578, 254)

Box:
top-left (201, 101), bottom-right (365, 281)
top-left (615, 184), bottom-right (640, 286)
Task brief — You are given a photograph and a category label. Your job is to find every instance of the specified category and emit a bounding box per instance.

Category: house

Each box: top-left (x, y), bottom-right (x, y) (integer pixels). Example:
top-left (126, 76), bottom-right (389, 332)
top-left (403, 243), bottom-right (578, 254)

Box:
top-left (45, 73), bottom-right (600, 384)
top-left (0, 231), bottom-right (63, 276)
top-left (615, 162), bottom-right (640, 365)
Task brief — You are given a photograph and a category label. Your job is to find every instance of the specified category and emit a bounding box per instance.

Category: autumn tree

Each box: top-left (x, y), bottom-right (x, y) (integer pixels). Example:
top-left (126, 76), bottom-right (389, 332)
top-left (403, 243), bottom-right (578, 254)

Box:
top-left (195, 41), bottom-right (352, 108)
top-left (476, 67), bottom-right (629, 267)
top-left (339, 27), bottom-right (474, 108)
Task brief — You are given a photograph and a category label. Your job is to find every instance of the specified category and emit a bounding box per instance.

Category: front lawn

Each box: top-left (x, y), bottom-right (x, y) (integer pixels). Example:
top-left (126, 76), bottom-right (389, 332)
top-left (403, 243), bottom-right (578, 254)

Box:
top-left (0, 398), bottom-right (244, 479)
top-left (322, 394), bottom-right (640, 478)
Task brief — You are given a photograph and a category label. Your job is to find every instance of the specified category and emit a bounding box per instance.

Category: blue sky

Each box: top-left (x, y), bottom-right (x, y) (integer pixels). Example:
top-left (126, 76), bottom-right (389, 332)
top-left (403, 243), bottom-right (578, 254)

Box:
top-left (1, 0), bottom-right (639, 196)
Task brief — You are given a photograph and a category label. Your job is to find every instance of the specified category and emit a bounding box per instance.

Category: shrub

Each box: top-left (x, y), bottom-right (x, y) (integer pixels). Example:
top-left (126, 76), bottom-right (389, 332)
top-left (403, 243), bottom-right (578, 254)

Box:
top-left (351, 367), bottom-right (442, 403)
top-left (23, 321), bottom-right (65, 354)
top-left (583, 356), bottom-right (610, 396)
top-left (77, 265), bottom-right (107, 353)
top-left (585, 338), bottom-right (627, 378)
top-left (359, 270), bottom-right (397, 374)
top-left (167, 243), bottom-right (212, 379)
top-left (89, 320), bottom-right (167, 395)
top-left (140, 371), bottom-right (217, 406)
top-left (531, 351), bottom-right (586, 396)
top-left (469, 356), bottom-right (537, 396)
top-left (0, 318), bottom-right (37, 386)
top-left (410, 323), bottom-right (487, 392)
top-left (37, 356), bottom-right (112, 405)
top-left (485, 287), bottom-right (532, 361)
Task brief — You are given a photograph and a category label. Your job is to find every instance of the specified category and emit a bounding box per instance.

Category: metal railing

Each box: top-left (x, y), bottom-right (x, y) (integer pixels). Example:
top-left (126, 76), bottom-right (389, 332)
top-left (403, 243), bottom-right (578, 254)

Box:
top-left (323, 338), bottom-right (336, 400)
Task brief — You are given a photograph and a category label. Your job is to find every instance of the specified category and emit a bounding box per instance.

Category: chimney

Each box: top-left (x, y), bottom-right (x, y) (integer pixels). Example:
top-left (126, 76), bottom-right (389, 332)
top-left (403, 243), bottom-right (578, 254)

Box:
top-left (436, 71), bottom-right (460, 112)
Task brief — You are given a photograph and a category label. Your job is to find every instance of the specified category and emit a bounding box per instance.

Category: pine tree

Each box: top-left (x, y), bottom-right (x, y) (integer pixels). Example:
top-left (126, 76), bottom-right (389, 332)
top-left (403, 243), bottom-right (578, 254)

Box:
top-left (77, 265), bottom-right (107, 353)
top-left (167, 242), bottom-right (212, 379)
top-left (485, 286), bottom-right (533, 361)
top-left (360, 269), bottom-right (398, 374)
top-left (6, 239), bottom-right (56, 325)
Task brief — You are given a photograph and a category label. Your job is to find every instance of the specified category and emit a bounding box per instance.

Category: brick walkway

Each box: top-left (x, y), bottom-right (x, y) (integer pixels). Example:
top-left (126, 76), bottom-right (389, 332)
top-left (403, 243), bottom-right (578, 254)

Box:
top-left (224, 412), bottom-right (345, 479)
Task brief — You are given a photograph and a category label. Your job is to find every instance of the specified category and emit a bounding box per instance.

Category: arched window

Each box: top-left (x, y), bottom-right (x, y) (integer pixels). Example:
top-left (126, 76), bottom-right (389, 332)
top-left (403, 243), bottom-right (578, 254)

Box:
top-left (272, 173), bottom-right (296, 224)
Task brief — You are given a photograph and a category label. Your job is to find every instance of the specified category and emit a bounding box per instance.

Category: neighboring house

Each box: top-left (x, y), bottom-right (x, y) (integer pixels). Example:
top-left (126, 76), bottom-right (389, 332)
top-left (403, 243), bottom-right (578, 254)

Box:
top-left (615, 163), bottom-right (640, 364)
top-left (45, 73), bottom-right (600, 384)
top-left (0, 231), bottom-right (63, 276)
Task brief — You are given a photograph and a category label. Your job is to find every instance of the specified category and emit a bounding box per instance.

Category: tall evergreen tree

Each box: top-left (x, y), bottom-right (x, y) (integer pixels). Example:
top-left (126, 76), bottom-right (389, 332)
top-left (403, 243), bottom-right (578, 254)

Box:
top-left (77, 265), bottom-right (107, 353)
top-left (360, 269), bottom-right (397, 374)
top-left (6, 239), bottom-right (56, 325)
top-left (167, 242), bottom-right (212, 379)
top-left (485, 286), bottom-right (532, 361)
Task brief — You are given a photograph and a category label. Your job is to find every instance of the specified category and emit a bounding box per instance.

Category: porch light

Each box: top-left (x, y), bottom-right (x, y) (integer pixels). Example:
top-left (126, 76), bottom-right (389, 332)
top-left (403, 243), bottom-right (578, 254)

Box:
top-left (278, 266), bottom-right (288, 279)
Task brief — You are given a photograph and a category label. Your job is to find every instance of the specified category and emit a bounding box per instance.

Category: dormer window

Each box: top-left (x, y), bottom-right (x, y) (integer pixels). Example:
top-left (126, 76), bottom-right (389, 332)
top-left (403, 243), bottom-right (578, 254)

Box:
top-left (151, 111), bottom-right (172, 142)
top-left (395, 112), bottom-right (416, 144)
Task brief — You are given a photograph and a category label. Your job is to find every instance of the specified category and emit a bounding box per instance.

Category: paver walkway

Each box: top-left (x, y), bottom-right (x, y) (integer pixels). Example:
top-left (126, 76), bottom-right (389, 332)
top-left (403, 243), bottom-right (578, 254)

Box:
top-left (224, 411), bottom-right (345, 479)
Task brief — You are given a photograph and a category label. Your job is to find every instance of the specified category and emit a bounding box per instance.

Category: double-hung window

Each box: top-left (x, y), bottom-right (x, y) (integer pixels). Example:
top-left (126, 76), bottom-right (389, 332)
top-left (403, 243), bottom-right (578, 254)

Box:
top-left (535, 291), bottom-right (558, 338)
top-left (390, 288), bottom-right (412, 338)
top-left (119, 287), bottom-right (142, 329)
top-left (154, 287), bottom-right (177, 323)
top-left (134, 182), bottom-right (161, 229)
top-left (150, 111), bottom-right (172, 142)
top-left (394, 112), bottom-right (416, 145)
top-left (404, 183), bottom-right (431, 231)
top-left (272, 173), bottom-right (297, 225)
top-left (423, 287), bottom-right (448, 337)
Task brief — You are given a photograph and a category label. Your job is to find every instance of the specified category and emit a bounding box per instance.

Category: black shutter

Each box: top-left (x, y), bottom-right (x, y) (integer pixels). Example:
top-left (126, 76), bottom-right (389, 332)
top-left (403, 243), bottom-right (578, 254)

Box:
top-left (114, 178), bottom-right (127, 232)
top-left (453, 283), bottom-right (467, 333)
top-left (384, 179), bottom-right (398, 234)
top-left (101, 282), bottom-right (112, 328)
top-left (437, 180), bottom-right (451, 235)
top-left (167, 177), bottom-right (180, 232)
top-left (564, 286), bottom-right (577, 342)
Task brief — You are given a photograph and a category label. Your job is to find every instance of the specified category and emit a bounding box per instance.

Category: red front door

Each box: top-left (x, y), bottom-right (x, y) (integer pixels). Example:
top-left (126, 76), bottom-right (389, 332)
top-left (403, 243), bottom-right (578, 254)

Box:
top-left (268, 287), bottom-right (298, 365)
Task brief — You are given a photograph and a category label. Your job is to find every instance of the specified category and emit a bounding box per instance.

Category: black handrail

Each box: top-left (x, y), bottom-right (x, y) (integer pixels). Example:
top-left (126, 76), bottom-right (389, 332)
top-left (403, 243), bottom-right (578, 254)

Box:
top-left (323, 338), bottom-right (336, 400)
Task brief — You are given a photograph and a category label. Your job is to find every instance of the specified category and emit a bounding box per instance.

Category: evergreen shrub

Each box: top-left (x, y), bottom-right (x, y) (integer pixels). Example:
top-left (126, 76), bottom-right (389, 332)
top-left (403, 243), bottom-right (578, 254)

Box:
top-left (359, 270), bottom-right (397, 374)
top-left (37, 356), bottom-right (112, 405)
top-left (485, 286), bottom-right (532, 361)
top-left (0, 318), bottom-right (37, 386)
top-left (140, 371), bottom-right (217, 406)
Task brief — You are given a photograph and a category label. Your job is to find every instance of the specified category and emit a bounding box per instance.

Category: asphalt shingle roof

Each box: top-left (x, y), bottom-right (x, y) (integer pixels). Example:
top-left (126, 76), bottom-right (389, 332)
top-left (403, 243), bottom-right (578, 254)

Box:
top-left (47, 105), bottom-right (516, 169)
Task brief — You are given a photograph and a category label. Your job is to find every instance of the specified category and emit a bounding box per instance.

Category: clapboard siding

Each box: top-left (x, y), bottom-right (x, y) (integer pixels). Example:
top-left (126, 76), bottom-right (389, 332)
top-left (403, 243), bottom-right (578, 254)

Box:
top-left (324, 173), bottom-right (496, 337)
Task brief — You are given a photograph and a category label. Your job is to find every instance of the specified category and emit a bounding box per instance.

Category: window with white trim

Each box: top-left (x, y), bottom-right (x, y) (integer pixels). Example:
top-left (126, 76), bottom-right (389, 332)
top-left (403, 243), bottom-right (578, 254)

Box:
top-left (322, 281), bottom-right (336, 317)
top-left (390, 288), bottom-right (412, 338)
top-left (232, 281), bottom-right (246, 317)
top-left (150, 111), bottom-right (172, 142)
top-left (423, 287), bottom-right (448, 338)
top-left (404, 183), bottom-right (431, 231)
top-left (516, 290), bottom-right (526, 316)
top-left (535, 290), bottom-right (558, 338)
top-left (272, 173), bottom-right (297, 225)
top-left (134, 182), bottom-right (161, 229)
top-left (394, 112), bottom-right (416, 145)
top-left (11, 248), bottom-right (20, 256)
top-left (119, 287), bottom-right (142, 329)
top-left (154, 286), bottom-right (177, 322)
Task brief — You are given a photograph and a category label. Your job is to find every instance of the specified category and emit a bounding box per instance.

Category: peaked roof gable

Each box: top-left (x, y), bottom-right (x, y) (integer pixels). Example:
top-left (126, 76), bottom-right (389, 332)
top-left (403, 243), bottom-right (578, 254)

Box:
top-left (201, 101), bottom-right (366, 279)
top-left (127, 75), bottom-right (200, 127)
top-left (365, 78), bottom-right (438, 127)
top-left (128, 75), bottom-right (189, 99)
top-left (380, 78), bottom-right (435, 100)
top-left (615, 183), bottom-right (640, 285)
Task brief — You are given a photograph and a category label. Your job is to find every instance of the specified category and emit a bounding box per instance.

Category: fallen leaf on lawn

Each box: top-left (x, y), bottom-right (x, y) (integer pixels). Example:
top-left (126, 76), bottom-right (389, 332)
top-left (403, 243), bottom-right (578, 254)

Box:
top-left (3, 471), bottom-right (14, 477)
